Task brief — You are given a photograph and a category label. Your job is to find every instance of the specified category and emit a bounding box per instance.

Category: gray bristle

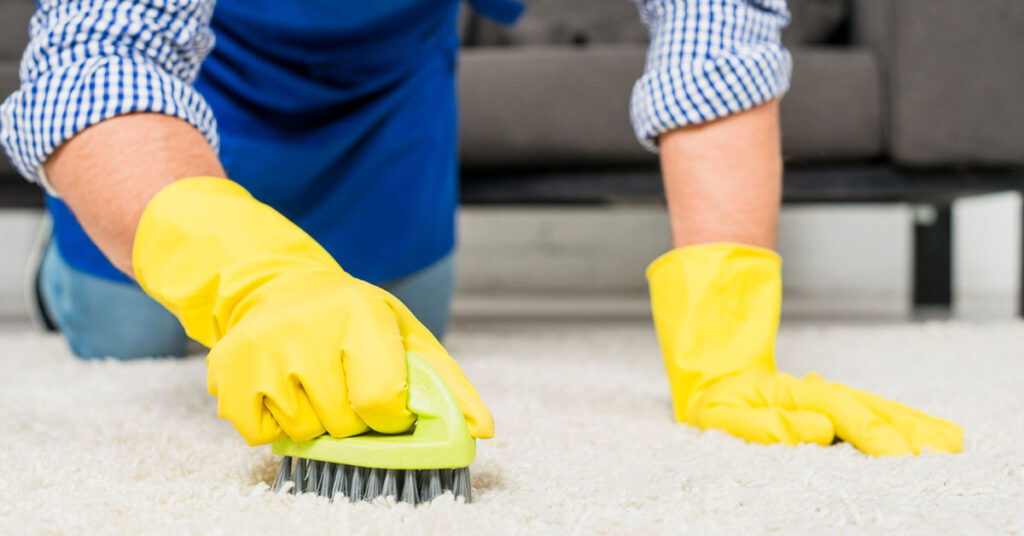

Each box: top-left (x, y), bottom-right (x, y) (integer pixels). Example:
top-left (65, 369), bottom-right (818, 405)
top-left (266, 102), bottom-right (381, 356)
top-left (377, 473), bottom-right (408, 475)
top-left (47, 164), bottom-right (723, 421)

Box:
top-left (364, 469), bottom-right (383, 500)
top-left (272, 456), bottom-right (292, 492)
top-left (440, 468), bottom-right (453, 491)
top-left (291, 458), bottom-right (307, 494)
top-left (420, 469), bottom-right (442, 502)
top-left (318, 462), bottom-right (334, 497)
top-left (401, 470), bottom-right (419, 504)
top-left (331, 464), bottom-right (349, 501)
top-left (274, 458), bottom-right (471, 504)
top-left (381, 469), bottom-right (399, 499)
top-left (348, 466), bottom-right (365, 502)
top-left (452, 467), bottom-right (472, 502)
top-left (306, 460), bottom-right (321, 492)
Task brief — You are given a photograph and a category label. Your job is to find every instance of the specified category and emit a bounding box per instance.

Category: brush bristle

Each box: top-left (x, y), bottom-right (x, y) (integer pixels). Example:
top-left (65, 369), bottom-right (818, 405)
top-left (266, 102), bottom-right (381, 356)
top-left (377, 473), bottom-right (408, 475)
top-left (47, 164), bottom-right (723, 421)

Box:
top-left (291, 458), bottom-right (306, 494)
top-left (271, 457), bottom-right (471, 504)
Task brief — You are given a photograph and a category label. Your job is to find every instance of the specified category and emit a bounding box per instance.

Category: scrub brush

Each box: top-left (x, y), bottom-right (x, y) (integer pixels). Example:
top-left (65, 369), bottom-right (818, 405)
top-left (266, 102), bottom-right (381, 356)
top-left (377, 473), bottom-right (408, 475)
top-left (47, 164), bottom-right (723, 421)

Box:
top-left (270, 352), bottom-right (476, 504)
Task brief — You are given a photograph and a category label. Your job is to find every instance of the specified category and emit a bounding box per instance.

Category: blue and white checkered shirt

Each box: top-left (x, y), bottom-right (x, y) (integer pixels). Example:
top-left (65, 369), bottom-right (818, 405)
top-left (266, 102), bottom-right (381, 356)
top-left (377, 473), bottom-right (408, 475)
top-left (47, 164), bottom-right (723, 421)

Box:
top-left (0, 0), bottom-right (219, 184)
top-left (0, 0), bottom-right (790, 182)
top-left (630, 0), bottom-right (791, 150)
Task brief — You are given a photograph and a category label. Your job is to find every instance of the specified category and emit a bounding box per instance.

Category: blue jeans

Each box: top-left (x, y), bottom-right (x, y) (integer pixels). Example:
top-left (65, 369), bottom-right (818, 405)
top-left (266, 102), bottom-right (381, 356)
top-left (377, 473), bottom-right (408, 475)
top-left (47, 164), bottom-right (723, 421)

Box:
top-left (37, 239), bottom-right (455, 360)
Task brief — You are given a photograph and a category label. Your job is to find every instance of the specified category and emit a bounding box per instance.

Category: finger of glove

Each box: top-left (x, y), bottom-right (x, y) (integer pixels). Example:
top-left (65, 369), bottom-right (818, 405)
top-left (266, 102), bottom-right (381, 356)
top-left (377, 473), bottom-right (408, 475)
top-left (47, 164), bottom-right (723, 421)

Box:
top-left (848, 388), bottom-right (963, 454)
top-left (262, 380), bottom-right (328, 442)
top-left (696, 404), bottom-right (835, 447)
top-left (693, 375), bottom-right (834, 446)
top-left (292, 350), bottom-right (369, 440)
top-left (209, 334), bottom-right (328, 444)
top-left (383, 290), bottom-right (495, 439)
top-left (794, 374), bottom-right (914, 456)
top-left (340, 294), bottom-right (415, 434)
top-left (207, 345), bottom-right (286, 446)
top-left (216, 392), bottom-right (286, 446)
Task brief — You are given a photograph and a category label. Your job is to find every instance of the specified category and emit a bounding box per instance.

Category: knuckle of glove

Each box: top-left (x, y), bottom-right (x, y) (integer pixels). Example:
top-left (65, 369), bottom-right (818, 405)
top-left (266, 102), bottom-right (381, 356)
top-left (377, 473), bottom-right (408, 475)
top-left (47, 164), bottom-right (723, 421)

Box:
top-left (346, 380), bottom-right (413, 434)
top-left (207, 317), bottom-right (334, 445)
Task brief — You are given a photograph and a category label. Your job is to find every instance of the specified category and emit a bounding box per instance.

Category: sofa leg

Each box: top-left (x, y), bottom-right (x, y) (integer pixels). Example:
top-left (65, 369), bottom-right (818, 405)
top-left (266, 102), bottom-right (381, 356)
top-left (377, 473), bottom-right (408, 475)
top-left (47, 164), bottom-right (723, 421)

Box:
top-left (912, 203), bottom-right (953, 311)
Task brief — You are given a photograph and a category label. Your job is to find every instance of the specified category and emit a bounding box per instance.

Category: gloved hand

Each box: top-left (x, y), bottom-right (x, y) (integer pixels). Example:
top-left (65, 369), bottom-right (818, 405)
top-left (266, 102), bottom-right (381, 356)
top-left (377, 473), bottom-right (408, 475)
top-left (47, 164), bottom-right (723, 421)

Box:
top-left (648, 243), bottom-right (962, 456)
top-left (133, 177), bottom-right (493, 445)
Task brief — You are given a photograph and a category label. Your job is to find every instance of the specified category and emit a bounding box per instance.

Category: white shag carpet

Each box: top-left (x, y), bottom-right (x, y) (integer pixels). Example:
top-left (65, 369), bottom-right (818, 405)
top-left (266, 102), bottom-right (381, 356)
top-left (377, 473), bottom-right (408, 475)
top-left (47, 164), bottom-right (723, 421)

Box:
top-left (2, 320), bottom-right (1023, 535)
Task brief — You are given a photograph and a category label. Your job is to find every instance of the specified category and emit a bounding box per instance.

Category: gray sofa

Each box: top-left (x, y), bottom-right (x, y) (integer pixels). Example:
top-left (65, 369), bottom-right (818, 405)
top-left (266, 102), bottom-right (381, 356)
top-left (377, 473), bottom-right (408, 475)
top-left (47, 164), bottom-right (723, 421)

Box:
top-left (458, 0), bottom-right (1024, 170)
top-left (456, 0), bottom-right (1024, 310)
top-left (2, 0), bottom-right (1023, 310)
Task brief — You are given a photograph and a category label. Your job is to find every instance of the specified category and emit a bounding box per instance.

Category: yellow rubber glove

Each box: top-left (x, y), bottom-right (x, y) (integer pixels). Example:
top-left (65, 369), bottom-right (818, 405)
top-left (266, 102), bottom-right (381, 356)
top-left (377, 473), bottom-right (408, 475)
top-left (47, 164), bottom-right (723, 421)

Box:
top-left (133, 177), bottom-right (493, 445)
top-left (648, 243), bottom-right (962, 456)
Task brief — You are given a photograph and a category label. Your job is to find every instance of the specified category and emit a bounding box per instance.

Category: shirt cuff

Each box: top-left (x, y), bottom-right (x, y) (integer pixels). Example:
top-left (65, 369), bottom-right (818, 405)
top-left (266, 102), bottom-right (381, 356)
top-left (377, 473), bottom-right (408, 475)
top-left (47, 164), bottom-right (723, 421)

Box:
top-left (0, 56), bottom-right (219, 185)
top-left (630, 0), bottom-right (793, 152)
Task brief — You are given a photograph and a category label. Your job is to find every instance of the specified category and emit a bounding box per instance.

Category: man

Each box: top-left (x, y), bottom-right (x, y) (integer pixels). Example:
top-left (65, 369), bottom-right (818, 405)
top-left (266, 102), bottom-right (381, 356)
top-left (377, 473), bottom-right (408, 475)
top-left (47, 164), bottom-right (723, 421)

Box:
top-left (0, 0), bottom-right (961, 456)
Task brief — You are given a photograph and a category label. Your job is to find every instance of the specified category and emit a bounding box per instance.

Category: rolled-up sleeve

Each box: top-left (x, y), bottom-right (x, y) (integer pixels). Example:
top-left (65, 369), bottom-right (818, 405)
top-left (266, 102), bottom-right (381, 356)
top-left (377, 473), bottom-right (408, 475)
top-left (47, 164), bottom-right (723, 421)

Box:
top-left (0, 0), bottom-right (219, 183)
top-left (630, 0), bottom-right (792, 151)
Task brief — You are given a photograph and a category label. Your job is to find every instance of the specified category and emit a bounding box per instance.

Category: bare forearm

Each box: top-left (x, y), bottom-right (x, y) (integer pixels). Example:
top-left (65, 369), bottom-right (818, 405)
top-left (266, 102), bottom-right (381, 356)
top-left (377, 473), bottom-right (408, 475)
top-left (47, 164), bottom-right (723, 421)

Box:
top-left (44, 113), bottom-right (225, 275)
top-left (658, 100), bottom-right (782, 250)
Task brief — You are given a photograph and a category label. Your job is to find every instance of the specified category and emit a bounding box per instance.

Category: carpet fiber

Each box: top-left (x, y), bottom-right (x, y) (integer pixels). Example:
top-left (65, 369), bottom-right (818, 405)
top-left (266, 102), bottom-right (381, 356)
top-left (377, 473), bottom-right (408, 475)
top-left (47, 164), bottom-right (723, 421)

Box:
top-left (2, 321), bottom-right (1023, 534)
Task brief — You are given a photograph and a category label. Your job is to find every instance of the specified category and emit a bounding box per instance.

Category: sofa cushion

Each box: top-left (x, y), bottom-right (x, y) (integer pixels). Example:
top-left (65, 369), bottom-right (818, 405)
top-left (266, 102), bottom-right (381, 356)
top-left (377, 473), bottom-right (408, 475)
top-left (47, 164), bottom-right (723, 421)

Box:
top-left (1, 0), bottom-right (34, 60)
top-left (469, 0), bottom-right (648, 47)
top-left (783, 0), bottom-right (849, 45)
top-left (458, 45), bottom-right (882, 168)
top-left (781, 47), bottom-right (882, 161)
top-left (467, 0), bottom-right (849, 47)
top-left (887, 0), bottom-right (1024, 166)
top-left (459, 46), bottom-right (649, 168)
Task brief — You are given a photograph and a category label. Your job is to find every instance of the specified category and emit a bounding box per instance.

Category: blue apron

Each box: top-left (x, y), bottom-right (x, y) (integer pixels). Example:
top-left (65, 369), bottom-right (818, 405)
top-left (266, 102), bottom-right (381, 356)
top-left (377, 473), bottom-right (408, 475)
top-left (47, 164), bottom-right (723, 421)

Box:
top-left (46, 0), bottom-right (522, 285)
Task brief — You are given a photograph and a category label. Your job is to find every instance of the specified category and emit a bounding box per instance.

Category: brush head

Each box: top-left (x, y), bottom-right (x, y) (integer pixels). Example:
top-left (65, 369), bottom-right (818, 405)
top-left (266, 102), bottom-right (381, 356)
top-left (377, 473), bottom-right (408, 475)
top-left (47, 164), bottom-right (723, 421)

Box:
top-left (269, 352), bottom-right (476, 504)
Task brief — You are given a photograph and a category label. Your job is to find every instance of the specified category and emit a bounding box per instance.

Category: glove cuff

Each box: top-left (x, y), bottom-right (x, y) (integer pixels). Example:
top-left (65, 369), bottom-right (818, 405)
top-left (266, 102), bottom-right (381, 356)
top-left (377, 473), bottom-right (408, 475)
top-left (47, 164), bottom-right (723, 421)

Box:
top-left (133, 177), bottom-right (344, 346)
top-left (646, 242), bottom-right (782, 422)
top-left (646, 242), bottom-right (781, 282)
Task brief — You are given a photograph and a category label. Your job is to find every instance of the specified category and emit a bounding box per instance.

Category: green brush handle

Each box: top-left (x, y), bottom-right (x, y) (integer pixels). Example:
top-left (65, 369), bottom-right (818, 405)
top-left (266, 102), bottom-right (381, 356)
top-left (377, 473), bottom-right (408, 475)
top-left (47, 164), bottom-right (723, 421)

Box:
top-left (271, 352), bottom-right (476, 469)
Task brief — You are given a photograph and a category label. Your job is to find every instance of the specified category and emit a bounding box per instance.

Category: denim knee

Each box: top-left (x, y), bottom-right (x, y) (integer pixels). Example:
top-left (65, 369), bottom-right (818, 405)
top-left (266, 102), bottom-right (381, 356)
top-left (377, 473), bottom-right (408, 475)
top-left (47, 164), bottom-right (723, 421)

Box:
top-left (37, 239), bottom-right (190, 360)
top-left (380, 253), bottom-right (455, 340)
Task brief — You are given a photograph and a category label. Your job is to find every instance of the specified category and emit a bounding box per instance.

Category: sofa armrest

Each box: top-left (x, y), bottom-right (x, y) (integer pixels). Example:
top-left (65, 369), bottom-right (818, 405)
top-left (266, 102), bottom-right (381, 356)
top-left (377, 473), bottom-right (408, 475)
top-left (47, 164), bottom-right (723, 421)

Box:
top-left (853, 0), bottom-right (1024, 166)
